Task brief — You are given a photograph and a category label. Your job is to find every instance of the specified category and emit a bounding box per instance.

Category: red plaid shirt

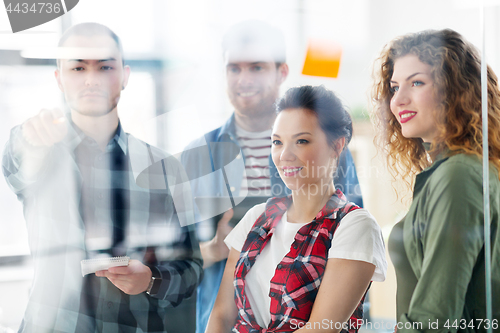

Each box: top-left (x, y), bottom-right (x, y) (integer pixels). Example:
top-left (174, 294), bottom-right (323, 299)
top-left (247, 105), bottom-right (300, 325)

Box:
top-left (233, 190), bottom-right (367, 333)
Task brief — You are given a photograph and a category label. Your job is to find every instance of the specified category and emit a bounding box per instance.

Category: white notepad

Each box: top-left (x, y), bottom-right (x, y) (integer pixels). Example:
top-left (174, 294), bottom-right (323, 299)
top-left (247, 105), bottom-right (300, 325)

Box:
top-left (81, 256), bottom-right (130, 276)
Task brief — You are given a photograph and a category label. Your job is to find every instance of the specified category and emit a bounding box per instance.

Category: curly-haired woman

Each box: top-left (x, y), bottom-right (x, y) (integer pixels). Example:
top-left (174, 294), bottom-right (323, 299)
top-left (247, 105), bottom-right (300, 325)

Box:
top-left (372, 29), bottom-right (500, 332)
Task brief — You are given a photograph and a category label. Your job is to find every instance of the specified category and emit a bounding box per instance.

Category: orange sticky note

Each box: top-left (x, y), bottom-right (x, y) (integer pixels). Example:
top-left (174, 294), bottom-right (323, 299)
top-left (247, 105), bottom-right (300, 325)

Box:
top-left (302, 39), bottom-right (342, 78)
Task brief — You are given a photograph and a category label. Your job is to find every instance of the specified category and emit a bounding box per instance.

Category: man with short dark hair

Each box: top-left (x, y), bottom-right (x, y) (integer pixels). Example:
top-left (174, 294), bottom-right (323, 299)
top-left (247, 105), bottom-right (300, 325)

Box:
top-left (181, 20), bottom-right (363, 333)
top-left (2, 22), bottom-right (202, 333)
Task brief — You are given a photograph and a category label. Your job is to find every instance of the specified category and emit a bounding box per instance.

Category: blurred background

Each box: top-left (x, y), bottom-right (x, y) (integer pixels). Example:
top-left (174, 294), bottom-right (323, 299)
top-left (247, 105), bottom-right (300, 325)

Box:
top-left (1, 0), bottom-right (499, 331)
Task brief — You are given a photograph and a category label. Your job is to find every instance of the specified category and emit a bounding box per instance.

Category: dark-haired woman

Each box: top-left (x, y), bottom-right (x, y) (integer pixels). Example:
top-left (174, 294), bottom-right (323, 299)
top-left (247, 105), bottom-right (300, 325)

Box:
top-left (372, 29), bottom-right (500, 332)
top-left (206, 85), bottom-right (387, 333)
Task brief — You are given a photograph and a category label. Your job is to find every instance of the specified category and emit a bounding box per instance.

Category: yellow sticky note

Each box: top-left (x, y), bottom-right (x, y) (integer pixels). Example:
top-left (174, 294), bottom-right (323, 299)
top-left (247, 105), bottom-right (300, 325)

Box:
top-left (302, 39), bottom-right (342, 78)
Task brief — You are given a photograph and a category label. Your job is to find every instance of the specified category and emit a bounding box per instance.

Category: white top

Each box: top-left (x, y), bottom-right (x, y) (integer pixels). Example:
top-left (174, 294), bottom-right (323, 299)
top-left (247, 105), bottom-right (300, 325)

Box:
top-left (225, 203), bottom-right (387, 328)
top-left (235, 125), bottom-right (272, 197)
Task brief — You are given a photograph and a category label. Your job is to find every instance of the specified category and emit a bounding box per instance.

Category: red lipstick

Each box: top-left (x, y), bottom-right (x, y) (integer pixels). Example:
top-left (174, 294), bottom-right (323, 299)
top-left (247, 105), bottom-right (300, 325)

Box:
top-left (399, 110), bottom-right (417, 123)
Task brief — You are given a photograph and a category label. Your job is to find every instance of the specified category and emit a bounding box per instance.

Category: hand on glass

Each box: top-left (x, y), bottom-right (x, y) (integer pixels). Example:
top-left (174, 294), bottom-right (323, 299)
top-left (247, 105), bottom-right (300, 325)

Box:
top-left (22, 108), bottom-right (67, 147)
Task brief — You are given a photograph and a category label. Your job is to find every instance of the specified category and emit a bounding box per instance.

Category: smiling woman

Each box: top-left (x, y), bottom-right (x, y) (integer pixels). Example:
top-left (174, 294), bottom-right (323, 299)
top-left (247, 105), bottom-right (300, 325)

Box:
top-left (272, 108), bottom-right (339, 192)
top-left (372, 29), bottom-right (500, 332)
top-left (206, 85), bottom-right (387, 333)
top-left (271, 86), bottom-right (351, 194)
top-left (389, 54), bottom-right (441, 143)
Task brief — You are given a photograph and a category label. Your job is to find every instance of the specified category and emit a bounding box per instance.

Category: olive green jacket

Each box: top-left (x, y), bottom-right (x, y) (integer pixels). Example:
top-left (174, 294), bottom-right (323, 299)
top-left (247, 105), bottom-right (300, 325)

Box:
top-left (389, 152), bottom-right (500, 332)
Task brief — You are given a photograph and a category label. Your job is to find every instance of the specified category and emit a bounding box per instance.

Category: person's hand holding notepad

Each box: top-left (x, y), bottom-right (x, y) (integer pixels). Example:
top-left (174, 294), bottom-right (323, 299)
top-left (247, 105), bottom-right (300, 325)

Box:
top-left (81, 256), bottom-right (130, 276)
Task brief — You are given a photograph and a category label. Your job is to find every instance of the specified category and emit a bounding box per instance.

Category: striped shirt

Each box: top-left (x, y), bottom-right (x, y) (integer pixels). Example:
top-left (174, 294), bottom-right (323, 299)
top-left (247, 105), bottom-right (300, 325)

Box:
top-left (235, 126), bottom-right (272, 197)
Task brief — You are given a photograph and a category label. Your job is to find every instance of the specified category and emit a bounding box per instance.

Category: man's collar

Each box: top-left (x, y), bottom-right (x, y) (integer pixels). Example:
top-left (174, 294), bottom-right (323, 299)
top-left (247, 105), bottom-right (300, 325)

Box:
top-left (113, 123), bottom-right (128, 154)
top-left (64, 115), bottom-right (128, 154)
top-left (216, 113), bottom-right (237, 141)
top-left (64, 115), bottom-right (85, 151)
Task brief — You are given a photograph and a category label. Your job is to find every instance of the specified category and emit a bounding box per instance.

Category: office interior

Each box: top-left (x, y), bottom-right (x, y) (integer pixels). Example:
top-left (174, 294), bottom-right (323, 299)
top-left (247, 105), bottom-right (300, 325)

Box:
top-left (0, 0), bottom-right (498, 331)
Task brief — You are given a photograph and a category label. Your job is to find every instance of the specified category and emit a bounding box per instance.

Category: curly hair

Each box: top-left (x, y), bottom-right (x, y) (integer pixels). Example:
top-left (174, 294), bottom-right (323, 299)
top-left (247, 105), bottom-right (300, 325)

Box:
top-left (372, 28), bottom-right (500, 188)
